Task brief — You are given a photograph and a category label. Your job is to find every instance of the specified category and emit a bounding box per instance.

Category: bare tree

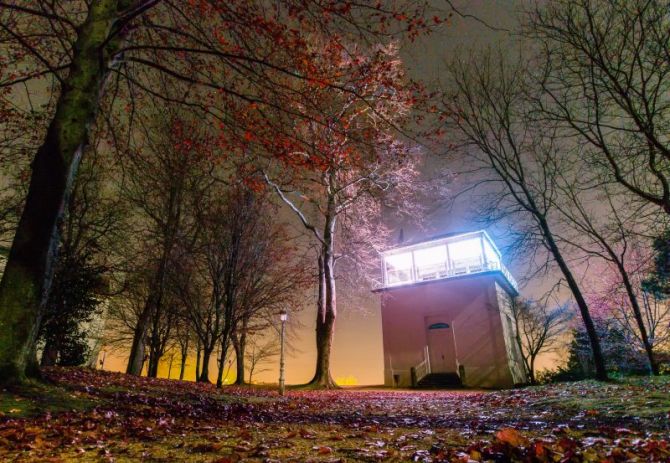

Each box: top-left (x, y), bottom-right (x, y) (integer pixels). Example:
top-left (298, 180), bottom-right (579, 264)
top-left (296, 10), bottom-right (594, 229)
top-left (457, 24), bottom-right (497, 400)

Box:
top-left (585, 242), bottom-right (670, 369)
top-left (120, 101), bottom-right (211, 376)
top-left (172, 246), bottom-right (220, 383)
top-left (550, 175), bottom-right (664, 374)
top-left (511, 297), bottom-right (571, 384)
top-left (529, 0), bottom-right (670, 215)
top-left (441, 50), bottom-right (608, 380)
top-left (173, 182), bottom-right (304, 385)
top-left (173, 315), bottom-right (195, 381)
top-left (245, 335), bottom-right (280, 384)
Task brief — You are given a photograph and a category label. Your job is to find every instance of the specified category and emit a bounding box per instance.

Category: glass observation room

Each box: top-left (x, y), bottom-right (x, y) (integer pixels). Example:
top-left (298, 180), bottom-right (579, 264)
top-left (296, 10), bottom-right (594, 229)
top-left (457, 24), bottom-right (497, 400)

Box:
top-left (381, 230), bottom-right (518, 291)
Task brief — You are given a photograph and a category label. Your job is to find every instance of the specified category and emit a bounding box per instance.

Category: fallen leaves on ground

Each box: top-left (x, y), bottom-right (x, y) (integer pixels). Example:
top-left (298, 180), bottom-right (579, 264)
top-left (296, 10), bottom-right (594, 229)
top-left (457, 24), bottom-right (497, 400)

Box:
top-left (0, 367), bottom-right (667, 461)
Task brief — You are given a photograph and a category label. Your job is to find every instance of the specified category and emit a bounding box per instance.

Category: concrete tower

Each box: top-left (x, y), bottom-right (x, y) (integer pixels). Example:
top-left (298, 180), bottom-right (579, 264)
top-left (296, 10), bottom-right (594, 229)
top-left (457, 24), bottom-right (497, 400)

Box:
top-left (375, 231), bottom-right (527, 388)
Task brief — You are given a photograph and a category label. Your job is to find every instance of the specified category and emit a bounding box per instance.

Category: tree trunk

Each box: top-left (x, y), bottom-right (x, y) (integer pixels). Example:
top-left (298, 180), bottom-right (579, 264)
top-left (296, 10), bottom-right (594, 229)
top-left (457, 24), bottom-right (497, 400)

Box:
top-left (528, 355), bottom-right (536, 385)
top-left (0, 0), bottom-right (127, 384)
top-left (309, 250), bottom-right (337, 388)
top-left (233, 331), bottom-right (246, 385)
top-left (616, 261), bottom-right (659, 375)
top-left (195, 340), bottom-right (201, 381)
top-left (179, 355), bottom-right (187, 381)
top-left (147, 348), bottom-right (156, 378)
top-left (198, 347), bottom-right (213, 383)
top-left (126, 297), bottom-right (153, 375)
top-left (148, 347), bottom-right (160, 378)
top-left (541, 221), bottom-right (608, 380)
top-left (179, 340), bottom-right (188, 381)
top-left (216, 337), bottom-right (230, 388)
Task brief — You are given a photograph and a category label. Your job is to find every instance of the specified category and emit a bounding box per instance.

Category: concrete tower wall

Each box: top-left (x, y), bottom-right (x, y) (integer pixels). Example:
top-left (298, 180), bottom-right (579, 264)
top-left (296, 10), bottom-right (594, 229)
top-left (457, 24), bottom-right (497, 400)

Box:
top-left (380, 273), bottom-right (526, 388)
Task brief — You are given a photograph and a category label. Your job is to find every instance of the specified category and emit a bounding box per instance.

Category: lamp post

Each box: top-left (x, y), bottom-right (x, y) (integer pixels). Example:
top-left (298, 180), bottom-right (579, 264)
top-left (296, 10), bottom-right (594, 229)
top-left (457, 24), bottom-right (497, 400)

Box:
top-left (278, 309), bottom-right (288, 396)
top-left (99, 350), bottom-right (106, 370)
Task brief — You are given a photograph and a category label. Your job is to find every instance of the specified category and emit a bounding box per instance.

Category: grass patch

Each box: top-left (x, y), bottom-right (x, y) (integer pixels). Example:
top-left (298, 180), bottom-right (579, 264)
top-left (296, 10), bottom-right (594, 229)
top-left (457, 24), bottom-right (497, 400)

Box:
top-left (531, 375), bottom-right (670, 419)
top-left (0, 380), bottom-right (95, 418)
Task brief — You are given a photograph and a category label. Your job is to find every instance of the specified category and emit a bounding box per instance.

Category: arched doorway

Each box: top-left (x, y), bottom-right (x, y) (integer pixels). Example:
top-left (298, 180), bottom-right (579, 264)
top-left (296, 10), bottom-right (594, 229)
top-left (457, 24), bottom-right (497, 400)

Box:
top-left (426, 319), bottom-right (457, 373)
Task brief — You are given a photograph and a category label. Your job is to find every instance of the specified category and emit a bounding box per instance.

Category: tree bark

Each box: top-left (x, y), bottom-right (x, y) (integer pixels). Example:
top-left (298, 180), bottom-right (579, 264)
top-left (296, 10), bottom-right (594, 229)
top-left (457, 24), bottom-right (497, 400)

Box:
top-left (179, 339), bottom-right (188, 381)
top-left (195, 340), bottom-right (201, 381)
top-left (541, 221), bottom-right (608, 381)
top-left (0, 0), bottom-right (128, 383)
top-left (198, 347), bottom-right (213, 383)
top-left (233, 331), bottom-right (246, 385)
top-left (616, 261), bottom-right (659, 375)
top-left (309, 248), bottom-right (337, 388)
top-left (126, 296), bottom-right (152, 375)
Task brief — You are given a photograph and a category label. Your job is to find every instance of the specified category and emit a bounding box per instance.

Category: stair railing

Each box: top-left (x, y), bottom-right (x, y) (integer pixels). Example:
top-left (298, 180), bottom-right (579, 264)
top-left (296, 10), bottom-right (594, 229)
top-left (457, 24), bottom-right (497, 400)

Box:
top-left (410, 346), bottom-right (431, 386)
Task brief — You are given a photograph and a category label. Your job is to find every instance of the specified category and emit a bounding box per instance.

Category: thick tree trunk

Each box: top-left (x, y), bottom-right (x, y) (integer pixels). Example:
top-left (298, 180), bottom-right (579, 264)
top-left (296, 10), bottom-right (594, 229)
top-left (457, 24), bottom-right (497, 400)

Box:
top-left (126, 297), bottom-right (152, 375)
top-left (0, 1), bottom-right (127, 383)
top-left (233, 331), bottom-right (246, 385)
top-left (309, 249), bottom-right (337, 388)
top-left (179, 355), bottom-right (187, 380)
top-left (198, 347), bottom-right (213, 383)
top-left (147, 349), bottom-right (156, 377)
top-left (148, 347), bottom-right (160, 378)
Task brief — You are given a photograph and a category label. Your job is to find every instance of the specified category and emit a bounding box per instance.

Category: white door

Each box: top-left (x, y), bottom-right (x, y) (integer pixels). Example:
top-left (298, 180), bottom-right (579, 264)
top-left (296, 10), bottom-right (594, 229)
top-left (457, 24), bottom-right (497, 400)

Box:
top-left (426, 319), bottom-right (457, 373)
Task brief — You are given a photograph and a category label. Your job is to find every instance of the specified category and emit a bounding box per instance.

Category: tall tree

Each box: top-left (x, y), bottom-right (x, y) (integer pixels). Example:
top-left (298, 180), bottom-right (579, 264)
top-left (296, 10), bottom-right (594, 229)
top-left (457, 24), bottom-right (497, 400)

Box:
top-left (173, 182), bottom-right (304, 384)
top-left (121, 104), bottom-right (210, 376)
top-left (0, 0), bottom-right (435, 383)
top-left (263, 40), bottom-right (428, 387)
top-left (440, 51), bottom-right (609, 380)
top-left (587, 244), bottom-right (670, 370)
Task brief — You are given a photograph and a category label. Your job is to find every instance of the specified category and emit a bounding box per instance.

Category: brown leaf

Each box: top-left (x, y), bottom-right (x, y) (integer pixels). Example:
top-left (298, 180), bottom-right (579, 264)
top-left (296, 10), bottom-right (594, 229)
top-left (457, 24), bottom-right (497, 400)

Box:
top-left (314, 446), bottom-right (333, 454)
top-left (496, 428), bottom-right (528, 447)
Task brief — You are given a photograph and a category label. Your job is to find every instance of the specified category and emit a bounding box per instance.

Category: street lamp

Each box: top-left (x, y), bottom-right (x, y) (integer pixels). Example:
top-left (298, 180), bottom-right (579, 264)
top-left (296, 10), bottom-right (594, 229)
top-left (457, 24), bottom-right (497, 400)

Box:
top-left (278, 309), bottom-right (288, 396)
top-left (99, 350), bottom-right (106, 370)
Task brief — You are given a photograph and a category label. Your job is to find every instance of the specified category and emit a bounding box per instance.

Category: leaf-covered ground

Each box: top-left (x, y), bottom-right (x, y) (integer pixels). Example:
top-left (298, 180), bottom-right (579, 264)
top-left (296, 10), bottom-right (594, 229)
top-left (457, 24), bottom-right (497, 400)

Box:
top-left (0, 368), bottom-right (668, 462)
